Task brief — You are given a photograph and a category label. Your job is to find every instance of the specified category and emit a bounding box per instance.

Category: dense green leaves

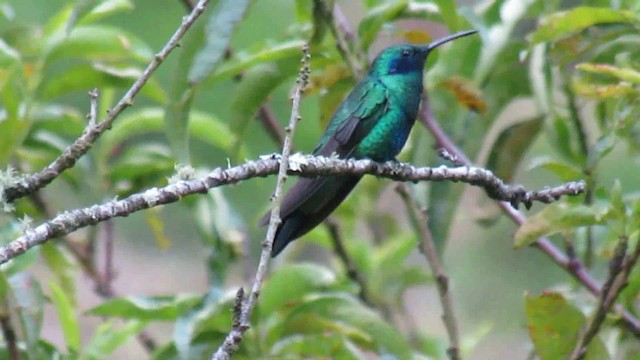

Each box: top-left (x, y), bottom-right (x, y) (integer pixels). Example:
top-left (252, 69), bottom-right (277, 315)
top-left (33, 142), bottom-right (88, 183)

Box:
top-left (189, 0), bottom-right (252, 84)
top-left (88, 295), bottom-right (201, 321)
top-left (2, 1), bottom-right (640, 358)
top-left (531, 7), bottom-right (637, 43)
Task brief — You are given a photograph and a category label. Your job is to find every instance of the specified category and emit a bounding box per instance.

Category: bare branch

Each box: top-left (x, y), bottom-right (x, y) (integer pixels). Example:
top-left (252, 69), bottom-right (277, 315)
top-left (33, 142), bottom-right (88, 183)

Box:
top-left (396, 184), bottom-right (460, 360)
top-left (569, 237), bottom-right (640, 359)
top-left (319, 1), bottom-right (366, 80)
top-left (1, 0), bottom-right (211, 204)
top-left (0, 155), bottom-right (585, 266)
top-left (325, 218), bottom-right (373, 305)
top-left (210, 44), bottom-right (311, 360)
top-left (418, 99), bottom-right (640, 337)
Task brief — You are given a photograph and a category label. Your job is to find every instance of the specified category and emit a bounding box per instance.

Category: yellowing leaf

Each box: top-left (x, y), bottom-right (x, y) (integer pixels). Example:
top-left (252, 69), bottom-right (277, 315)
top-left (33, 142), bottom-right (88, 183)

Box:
top-left (531, 7), bottom-right (636, 43)
top-left (307, 64), bottom-right (351, 95)
top-left (572, 79), bottom-right (636, 99)
top-left (145, 207), bottom-right (171, 250)
top-left (396, 29), bottom-right (432, 44)
top-left (439, 77), bottom-right (487, 113)
top-left (576, 63), bottom-right (640, 85)
top-left (514, 204), bottom-right (609, 248)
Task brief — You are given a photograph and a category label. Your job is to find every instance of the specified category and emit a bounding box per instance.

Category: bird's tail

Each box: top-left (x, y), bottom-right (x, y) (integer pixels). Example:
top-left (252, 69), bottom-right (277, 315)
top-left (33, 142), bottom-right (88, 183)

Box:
top-left (260, 175), bottom-right (362, 257)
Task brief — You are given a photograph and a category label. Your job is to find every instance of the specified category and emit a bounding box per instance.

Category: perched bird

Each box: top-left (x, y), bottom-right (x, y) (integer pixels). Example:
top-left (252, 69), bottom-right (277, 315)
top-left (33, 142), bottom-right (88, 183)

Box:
top-left (261, 30), bottom-right (477, 257)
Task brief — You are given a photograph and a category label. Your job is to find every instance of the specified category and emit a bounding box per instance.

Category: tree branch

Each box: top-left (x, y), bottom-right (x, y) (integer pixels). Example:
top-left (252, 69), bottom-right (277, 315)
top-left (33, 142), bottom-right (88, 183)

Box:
top-left (1, 0), bottom-right (211, 204)
top-left (569, 236), bottom-right (640, 359)
top-left (325, 218), bottom-right (373, 305)
top-left (210, 44), bottom-right (311, 360)
top-left (0, 155), bottom-right (585, 266)
top-left (396, 184), bottom-right (461, 360)
top-left (418, 99), bottom-right (640, 336)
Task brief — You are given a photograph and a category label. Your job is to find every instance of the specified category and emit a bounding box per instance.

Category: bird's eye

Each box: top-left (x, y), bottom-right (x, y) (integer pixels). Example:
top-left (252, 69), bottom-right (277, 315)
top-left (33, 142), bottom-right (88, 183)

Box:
top-left (401, 49), bottom-right (411, 57)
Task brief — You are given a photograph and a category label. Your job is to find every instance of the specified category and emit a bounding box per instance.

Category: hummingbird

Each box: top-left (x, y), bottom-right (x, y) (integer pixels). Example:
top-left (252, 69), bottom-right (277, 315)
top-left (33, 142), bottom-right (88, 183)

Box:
top-left (261, 30), bottom-right (477, 257)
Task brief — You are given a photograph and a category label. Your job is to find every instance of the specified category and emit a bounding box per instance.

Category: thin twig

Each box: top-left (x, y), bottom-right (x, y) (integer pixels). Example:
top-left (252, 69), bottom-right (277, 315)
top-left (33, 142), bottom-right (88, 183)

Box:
top-left (418, 100), bottom-right (640, 336)
top-left (321, 1), bottom-right (366, 80)
top-left (88, 89), bottom-right (99, 127)
top-left (569, 237), bottom-right (640, 359)
top-left (1, 0), bottom-right (211, 204)
top-left (324, 218), bottom-right (373, 306)
top-left (396, 184), bottom-right (461, 360)
top-left (210, 44), bottom-right (311, 360)
top-left (0, 156), bottom-right (586, 266)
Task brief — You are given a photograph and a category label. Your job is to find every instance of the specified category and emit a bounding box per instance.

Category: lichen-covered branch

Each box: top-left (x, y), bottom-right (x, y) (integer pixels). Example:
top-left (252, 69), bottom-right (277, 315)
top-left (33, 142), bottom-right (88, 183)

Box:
top-left (0, 154), bottom-right (585, 266)
top-left (0, 0), bottom-right (211, 204)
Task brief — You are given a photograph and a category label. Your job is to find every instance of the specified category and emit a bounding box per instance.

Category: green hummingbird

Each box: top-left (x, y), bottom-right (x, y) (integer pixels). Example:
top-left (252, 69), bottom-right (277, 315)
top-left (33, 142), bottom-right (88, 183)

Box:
top-left (261, 30), bottom-right (477, 257)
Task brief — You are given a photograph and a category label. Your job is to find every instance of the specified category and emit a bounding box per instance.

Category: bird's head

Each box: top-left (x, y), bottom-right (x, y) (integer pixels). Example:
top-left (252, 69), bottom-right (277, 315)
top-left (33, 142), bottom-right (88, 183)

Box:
top-left (369, 29), bottom-right (477, 77)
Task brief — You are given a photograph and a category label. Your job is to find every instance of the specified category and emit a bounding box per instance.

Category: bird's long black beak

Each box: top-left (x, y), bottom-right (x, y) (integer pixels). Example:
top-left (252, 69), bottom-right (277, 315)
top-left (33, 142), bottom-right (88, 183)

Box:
top-left (423, 29), bottom-right (477, 52)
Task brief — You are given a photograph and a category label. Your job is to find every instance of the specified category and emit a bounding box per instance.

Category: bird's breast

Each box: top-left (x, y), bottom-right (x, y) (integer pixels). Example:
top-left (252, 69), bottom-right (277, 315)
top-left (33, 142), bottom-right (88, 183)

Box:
top-left (353, 106), bottom-right (416, 161)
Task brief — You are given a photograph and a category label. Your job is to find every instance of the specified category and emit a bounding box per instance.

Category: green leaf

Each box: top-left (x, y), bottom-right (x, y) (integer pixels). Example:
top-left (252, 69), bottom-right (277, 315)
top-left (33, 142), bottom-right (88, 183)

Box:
top-left (50, 281), bottom-right (80, 352)
top-left (514, 204), bottom-right (609, 248)
top-left (0, 38), bottom-right (20, 67)
top-left (100, 108), bottom-right (240, 162)
top-left (271, 334), bottom-right (363, 359)
top-left (260, 263), bottom-right (336, 315)
top-left (41, 243), bottom-right (76, 305)
top-left (434, 0), bottom-right (460, 31)
top-left (43, 24), bottom-right (153, 65)
top-left (210, 40), bottom-right (306, 83)
top-left (163, 12), bottom-right (206, 164)
top-left (228, 59), bottom-right (298, 158)
top-left (586, 134), bottom-right (615, 170)
top-left (78, 0), bottom-right (135, 26)
top-left (527, 157), bottom-right (583, 182)
top-left (194, 189), bottom-right (245, 284)
top-left (83, 320), bottom-right (146, 359)
top-left (109, 143), bottom-right (174, 184)
top-left (87, 294), bottom-right (200, 321)
top-left (172, 289), bottom-right (235, 359)
top-left (485, 115), bottom-right (544, 182)
top-left (358, 0), bottom-right (409, 50)
top-left (188, 0), bottom-right (252, 84)
top-left (531, 7), bottom-right (637, 44)
top-left (8, 272), bottom-right (44, 354)
top-left (39, 62), bottom-right (167, 103)
top-left (31, 104), bottom-right (84, 137)
top-left (284, 294), bottom-right (412, 358)
top-left (0, 73), bottom-right (30, 166)
top-left (549, 116), bottom-right (582, 164)
top-left (65, 0), bottom-right (100, 34)
top-left (473, 0), bottom-right (537, 83)
top-left (525, 291), bottom-right (610, 360)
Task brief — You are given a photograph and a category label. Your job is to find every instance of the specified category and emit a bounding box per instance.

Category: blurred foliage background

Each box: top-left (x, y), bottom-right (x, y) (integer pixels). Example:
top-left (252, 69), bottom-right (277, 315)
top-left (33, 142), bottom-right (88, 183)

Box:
top-left (1, 0), bottom-right (640, 359)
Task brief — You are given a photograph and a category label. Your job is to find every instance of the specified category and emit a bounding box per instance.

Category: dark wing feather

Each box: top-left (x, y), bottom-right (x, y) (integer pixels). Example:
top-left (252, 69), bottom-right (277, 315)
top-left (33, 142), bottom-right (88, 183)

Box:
top-left (260, 79), bottom-right (389, 224)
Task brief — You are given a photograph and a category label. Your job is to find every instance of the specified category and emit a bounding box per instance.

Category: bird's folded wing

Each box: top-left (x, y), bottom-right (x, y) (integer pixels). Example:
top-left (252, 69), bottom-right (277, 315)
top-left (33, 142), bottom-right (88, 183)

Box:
top-left (272, 80), bottom-right (389, 220)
